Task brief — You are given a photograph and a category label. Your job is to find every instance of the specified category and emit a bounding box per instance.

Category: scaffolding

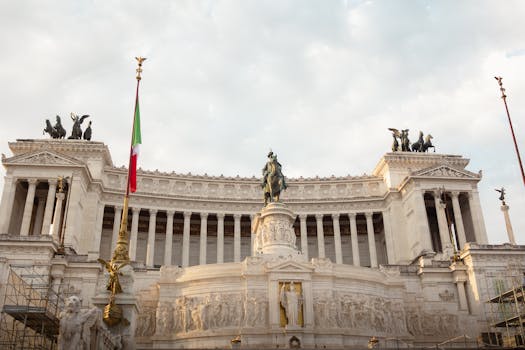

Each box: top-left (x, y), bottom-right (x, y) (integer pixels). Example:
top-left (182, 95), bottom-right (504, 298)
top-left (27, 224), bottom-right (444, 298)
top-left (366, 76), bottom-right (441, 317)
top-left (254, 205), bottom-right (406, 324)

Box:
top-left (483, 262), bottom-right (525, 348)
top-left (0, 265), bottom-right (66, 350)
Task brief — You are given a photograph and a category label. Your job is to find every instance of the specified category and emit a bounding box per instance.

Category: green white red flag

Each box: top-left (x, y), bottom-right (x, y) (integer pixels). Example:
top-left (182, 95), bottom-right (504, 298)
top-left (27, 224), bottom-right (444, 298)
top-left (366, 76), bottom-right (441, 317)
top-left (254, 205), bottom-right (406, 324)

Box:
top-left (129, 100), bottom-right (141, 193)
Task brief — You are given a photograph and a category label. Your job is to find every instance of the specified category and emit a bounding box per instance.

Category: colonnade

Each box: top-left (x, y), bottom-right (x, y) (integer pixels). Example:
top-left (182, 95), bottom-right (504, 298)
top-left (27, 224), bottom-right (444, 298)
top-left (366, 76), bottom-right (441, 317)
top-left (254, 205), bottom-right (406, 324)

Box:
top-left (423, 190), bottom-right (480, 252)
top-left (99, 205), bottom-right (390, 269)
top-left (0, 178), bottom-right (62, 239)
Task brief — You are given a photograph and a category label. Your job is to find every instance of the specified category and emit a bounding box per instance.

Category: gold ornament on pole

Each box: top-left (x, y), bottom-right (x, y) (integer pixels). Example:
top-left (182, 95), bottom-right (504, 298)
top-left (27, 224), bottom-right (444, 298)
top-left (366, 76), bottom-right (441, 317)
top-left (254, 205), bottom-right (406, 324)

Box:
top-left (99, 57), bottom-right (146, 326)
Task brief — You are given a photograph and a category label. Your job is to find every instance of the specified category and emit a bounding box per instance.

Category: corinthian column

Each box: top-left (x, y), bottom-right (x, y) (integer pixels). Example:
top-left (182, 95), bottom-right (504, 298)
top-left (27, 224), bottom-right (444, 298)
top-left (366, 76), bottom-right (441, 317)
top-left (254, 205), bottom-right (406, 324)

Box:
top-left (315, 214), bottom-right (325, 259)
top-left (234, 214), bottom-right (241, 262)
top-left (299, 214), bottom-right (308, 260)
top-left (433, 190), bottom-right (452, 253)
top-left (216, 213), bottom-right (225, 263)
top-left (349, 213), bottom-right (360, 266)
top-left (0, 176), bottom-right (17, 234)
top-left (164, 210), bottom-right (175, 265)
top-left (199, 212), bottom-right (208, 265)
top-left (129, 207), bottom-right (140, 261)
top-left (182, 211), bottom-right (191, 267)
top-left (40, 179), bottom-right (57, 235)
top-left (20, 179), bottom-right (38, 236)
top-left (146, 209), bottom-right (158, 267)
top-left (450, 191), bottom-right (467, 249)
top-left (365, 212), bottom-right (378, 268)
top-left (111, 205), bottom-right (122, 252)
top-left (332, 214), bottom-right (342, 264)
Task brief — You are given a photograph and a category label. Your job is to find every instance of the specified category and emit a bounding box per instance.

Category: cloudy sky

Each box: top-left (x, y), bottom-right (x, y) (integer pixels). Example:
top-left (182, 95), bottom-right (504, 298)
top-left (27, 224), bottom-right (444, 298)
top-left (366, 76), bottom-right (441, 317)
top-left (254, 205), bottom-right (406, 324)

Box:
top-left (1, 1), bottom-right (524, 244)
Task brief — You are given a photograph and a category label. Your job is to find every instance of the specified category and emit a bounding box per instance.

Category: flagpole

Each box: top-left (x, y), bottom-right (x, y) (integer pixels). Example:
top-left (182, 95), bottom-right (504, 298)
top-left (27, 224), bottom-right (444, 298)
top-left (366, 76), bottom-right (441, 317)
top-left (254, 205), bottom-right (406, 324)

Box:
top-left (495, 77), bottom-right (525, 187)
top-left (112, 57), bottom-right (146, 264)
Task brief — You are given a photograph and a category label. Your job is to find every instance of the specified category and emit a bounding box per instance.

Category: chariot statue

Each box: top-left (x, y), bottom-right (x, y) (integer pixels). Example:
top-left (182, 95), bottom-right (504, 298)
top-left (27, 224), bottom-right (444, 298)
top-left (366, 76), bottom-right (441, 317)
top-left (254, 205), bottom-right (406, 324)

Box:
top-left (43, 115), bottom-right (67, 139)
top-left (262, 151), bottom-right (287, 206)
top-left (411, 131), bottom-right (434, 152)
top-left (68, 113), bottom-right (90, 139)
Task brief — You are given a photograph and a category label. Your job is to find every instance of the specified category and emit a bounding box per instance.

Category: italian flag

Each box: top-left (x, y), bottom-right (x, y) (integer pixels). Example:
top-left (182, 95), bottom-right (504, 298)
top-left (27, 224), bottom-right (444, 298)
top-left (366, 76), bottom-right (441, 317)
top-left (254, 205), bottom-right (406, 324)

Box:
top-left (129, 100), bottom-right (141, 193)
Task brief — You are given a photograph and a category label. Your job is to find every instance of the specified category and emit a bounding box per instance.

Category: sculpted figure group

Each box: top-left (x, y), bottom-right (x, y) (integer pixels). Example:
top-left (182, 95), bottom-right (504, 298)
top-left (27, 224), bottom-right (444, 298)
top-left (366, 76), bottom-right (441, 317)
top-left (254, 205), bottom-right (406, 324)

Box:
top-left (58, 296), bottom-right (120, 350)
top-left (43, 113), bottom-right (92, 140)
top-left (388, 128), bottom-right (435, 153)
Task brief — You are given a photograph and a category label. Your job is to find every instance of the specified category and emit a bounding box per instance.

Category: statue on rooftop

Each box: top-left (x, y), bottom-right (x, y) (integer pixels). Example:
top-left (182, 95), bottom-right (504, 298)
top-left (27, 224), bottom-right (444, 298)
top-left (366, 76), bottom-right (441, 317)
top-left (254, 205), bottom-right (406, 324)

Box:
top-left (83, 121), bottom-right (92, 141)
top-left (411, 131), bottom-right (435, 152)
top-left (262, 151), bottom-right (287, 206)
top-left (388, 128), bottom-right (401, 152)
top-left (68, 113), bottom-right (90, 139)
top-left (54, 115), bottom-right (67, 139)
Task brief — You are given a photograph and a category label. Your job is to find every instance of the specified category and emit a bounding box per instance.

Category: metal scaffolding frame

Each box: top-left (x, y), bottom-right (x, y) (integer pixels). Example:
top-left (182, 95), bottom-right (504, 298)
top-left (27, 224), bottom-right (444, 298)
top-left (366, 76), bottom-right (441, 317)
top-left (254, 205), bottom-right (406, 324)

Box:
top-left (483, 262), bottom-right (525, 348)
top-left (0, 265), bottom-right (68, 350)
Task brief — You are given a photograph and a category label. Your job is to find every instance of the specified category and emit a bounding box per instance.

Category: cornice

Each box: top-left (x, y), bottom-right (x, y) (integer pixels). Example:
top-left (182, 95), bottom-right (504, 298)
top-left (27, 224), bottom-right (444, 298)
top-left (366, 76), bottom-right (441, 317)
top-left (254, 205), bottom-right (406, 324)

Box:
top-left (9, 139), bottom-right (113, 166)
top-left (373, 152), bottom-right (470, 176)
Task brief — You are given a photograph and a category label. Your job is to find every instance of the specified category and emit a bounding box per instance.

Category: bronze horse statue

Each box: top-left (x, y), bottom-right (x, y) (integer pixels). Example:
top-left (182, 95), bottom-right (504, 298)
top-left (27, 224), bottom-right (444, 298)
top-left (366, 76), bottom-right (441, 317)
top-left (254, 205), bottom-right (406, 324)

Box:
top-left (54, 115), bottom-right (66, 139)
top-left (43, 119), bottom-right (59, 138)
top-left (411, 132), bottom-right (434, 152)
top-left (262, 152), bottom-right (287, 206)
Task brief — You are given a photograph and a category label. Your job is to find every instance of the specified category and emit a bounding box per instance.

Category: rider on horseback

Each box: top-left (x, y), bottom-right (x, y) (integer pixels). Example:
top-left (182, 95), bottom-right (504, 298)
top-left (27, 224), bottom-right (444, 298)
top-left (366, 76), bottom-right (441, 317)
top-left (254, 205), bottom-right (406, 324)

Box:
top-left (262, 151), bottom-right (287, 206)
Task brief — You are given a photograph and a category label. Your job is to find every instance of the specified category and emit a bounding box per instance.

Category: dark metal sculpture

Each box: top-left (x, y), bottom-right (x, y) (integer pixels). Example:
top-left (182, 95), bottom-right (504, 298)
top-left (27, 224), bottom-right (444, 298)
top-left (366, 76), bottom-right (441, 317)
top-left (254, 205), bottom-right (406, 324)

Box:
top-left (411, 131), bottom-right (435, 152)
top-left (262, 151), bottom-right (287, 206)
top-left (400, 129), bottom-right (410, 152)
top-left (388, 128), bottom-right (400, 152)
top-left (495, 187), bottom-right (506, 204)
top-left (388, 128), bottom-right (435, 153)
top-left (68, 113), bottom-right (90, 139)
top-left (83, 121), bottom-right (92, 141)
top-left (43, 119), bottom-right (59, 138)
top-left (54, 115), bottom-right (66, 139)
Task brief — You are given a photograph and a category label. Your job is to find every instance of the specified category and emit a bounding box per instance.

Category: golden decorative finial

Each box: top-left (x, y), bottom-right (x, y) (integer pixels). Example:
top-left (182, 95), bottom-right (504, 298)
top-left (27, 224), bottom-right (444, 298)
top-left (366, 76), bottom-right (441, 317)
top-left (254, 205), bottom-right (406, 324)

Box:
top-left (135, 56), bottom-right (147, 80)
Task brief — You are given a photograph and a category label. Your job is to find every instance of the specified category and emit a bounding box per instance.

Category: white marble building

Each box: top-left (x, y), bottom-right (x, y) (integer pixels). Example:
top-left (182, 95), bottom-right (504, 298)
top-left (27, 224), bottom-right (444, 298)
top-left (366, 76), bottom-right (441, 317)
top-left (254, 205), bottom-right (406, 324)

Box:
top-left (0, 138), bottom-right (523, 349)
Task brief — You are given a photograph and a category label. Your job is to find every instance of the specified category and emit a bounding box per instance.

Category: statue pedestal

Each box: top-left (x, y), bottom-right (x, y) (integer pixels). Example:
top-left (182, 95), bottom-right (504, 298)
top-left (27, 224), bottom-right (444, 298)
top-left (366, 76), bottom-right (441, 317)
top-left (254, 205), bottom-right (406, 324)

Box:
top-left (93, 265), bottom-right (138, 350)
top-left (253, 202), bottom-right (302, 259)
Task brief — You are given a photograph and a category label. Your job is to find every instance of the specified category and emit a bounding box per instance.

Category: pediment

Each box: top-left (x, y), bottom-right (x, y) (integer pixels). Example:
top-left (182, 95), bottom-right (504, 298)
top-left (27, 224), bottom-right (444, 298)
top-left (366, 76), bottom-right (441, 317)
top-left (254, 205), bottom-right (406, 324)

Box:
top-left (411, 165), bottom-right (480, 179)
top-left (3, 150), bottom-right (84, 167)
top-left (265, 258), bottom-right (315, 273)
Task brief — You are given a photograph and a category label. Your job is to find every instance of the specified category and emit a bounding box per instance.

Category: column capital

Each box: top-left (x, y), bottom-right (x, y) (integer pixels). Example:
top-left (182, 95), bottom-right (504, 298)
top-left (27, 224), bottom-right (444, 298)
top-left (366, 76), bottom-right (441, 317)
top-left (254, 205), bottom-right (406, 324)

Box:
top-left (249, 214), bottom-right (255, 221)
top-left (183, 211), bottom-right (192, 219)
top-left (331, 213), bottom-right (340, 221)
top-left (149, 208), bottom-right (158, 216)
top-left (233, 213), bottom-right (242, 220)
top-left (114, 205), bottom-right (123, 211)
top-left (348, 212), bottom-right (357, 219)
top-left (315, 213), bottom-right (324, 221)
top-left (298, 213), bottom-right (307, 220)
top-left (166, 209), bottom-right (175, 216)
top-left (132, 207), bottom-right (141, 214)
top-left (48, 179), bottom-right (58, 186)
top-left (200, 212), bottom-right (209, 219)
top-left (365, 212), bottom-right (374, 219)
top-left (450, 191), bottom-right (461, 198)
top-left (432, 189), bottom-right (442, 198)
top-left (501, 204), bottom-right (509, 212)
top-left (27, 178), bottom-right (38, 185)
top-left (216, 212), bottom-right (225, 220)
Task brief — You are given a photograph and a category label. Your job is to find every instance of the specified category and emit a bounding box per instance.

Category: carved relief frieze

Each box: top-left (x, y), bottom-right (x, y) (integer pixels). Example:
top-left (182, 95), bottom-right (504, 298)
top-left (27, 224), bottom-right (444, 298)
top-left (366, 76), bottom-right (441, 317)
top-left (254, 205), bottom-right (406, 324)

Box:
top-left (412, 165), bottom-right (479, 179)
top-left (313, 292), bottom-right (407, 334)
top-left (405, 306), bottom-right (458, 337)
top-left (156, 293), bottom-right (243, 336)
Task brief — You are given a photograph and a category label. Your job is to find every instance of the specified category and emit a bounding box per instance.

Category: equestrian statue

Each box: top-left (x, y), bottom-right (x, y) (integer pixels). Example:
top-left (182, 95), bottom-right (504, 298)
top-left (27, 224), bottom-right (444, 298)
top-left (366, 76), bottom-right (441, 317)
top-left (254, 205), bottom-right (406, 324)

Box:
top-left (262, 151), bottom-right (287, 206)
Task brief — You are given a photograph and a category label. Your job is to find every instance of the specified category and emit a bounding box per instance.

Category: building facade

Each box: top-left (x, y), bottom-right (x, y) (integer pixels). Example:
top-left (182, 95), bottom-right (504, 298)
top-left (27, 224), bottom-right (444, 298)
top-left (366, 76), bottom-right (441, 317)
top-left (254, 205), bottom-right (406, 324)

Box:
top-left (0, 139), bottom-right (523, 349)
